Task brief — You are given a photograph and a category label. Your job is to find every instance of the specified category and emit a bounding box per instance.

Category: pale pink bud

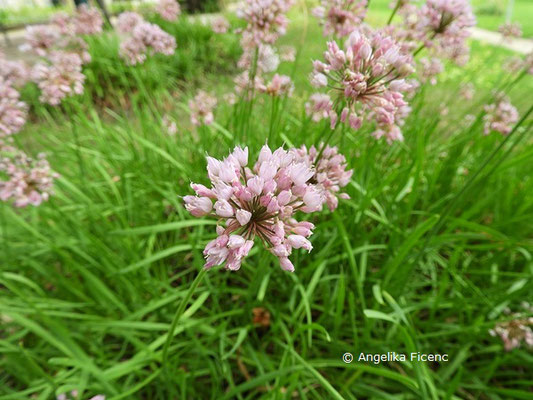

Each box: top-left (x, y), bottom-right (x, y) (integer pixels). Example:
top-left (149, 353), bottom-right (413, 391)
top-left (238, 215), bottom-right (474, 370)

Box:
top-left (236, 209), bottom-right (252, 226)
top-left (279, 257), bottom-right (295, 272)
top-left (184, 196), bottom-right (213, 216)
top-left (214, 199), bottom-right (234, 217)
top-left (288, 235), bottom-right (313, 251)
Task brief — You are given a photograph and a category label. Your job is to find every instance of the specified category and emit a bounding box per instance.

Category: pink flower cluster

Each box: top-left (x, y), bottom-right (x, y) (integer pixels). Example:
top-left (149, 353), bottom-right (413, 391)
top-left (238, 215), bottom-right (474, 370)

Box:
top-left (189, 90), bottom-right (217, 126)
top-left (418, 57), bottom-right (443, 85)
top-left (119, 15), bottom-right (177, 65)
top-left (414, 0), bottom-right (475, 64)
top-left (237, 0), bottom-right (293, 46)
top-left (57, 35), bottom-right (92, 64)
top-left (0, 53), bottom-right (30, 88)
top-left (19, 25), bottom-right (60, 56)
top-left (490, 317), bottom-right (533, 351)
top-left (116, 12), bottom-right (145, 34)
top-left (73, 5), bottom-right (104, 35)
top-left (280, 45), bottom-right (296, 62)
top-left (32, 52), bottom-right (85, 106)
top-left (0, 146), bottom-right (59, 208)
top-left (483, 95), bottom-right (519, 136)
top-left (291, 143), bottom-right (352, 211)
top-left (156, 0), bottom-right (181, 21)
top-left (498, 22), bottom-right (522, 39)
top-left (183, 144), bottom-right (352, 271)
top-left (260, 74), bottom-right (294, 97)
top-left (312, 0), bottom-right (368, 38)
top-left (0, 78), bottom-right (28, 138)
top-left (238, 44), bottom-right (280, 73)
top-left (309, 29), bottom-right (414, 142)
top-left (162, 115), bottom-right (178, 135)
top-left (21, 15), bottom-right (92, 66)
top-left (211, 16), bottom-right (230, 34)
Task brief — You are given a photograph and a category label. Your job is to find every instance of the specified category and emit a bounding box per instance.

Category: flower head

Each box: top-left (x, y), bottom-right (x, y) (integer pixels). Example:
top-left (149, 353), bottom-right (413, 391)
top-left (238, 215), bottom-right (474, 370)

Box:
top-left (74, 5), bottom-right (104, 35)
top-left (120, 21), bottom-right (176, 65)
top-left (0, 78), bottom-right (27, 138)
top-left (189, 90), bottom-right (217, 126)
top-left (260, 74), bottom-right (294, 97)
top-left (32, 51), bottom-right (85, 106)
top-left (418, 57), bottom-right (443, 85)
top-left (280, 45), bottom-right (296, 62)
top-left (310, 29), bottom-right (414, 142)
top-left (237, 0), bottom-right (293, 46)
top-left (211, 16), bottom-right (230, 34)
top-left (116, 11), bottom-right (144, 34)
top-left (415, 0), bottom-right (475, 63)
top-left (184, 145), bottom-right (329, 271)
top-left (483, 94), bottom-right (519, 136)
top-left (498, 22), bottom-right (522, 39)
top-left (162, 115), bottom-right (178, 135)
top-left (490, 317), bottom-right (533, 351)
top-left (156, 0), bottom-right (181, 21)
top-left (0, 53), bottom-right (30, 88)
top-left (0, 147), bottom-right (59, 208)
top-left (19, 25), bottom-right (60, 56)
top-left (312, 0), bottom-right (367, 38)
top-left (292, 143), bottom-right (353, 211)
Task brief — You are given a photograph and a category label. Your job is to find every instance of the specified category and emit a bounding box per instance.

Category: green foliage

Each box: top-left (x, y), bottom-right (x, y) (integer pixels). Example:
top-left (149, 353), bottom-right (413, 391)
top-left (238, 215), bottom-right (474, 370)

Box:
top-left (79, 18), bottom-right (240, 106)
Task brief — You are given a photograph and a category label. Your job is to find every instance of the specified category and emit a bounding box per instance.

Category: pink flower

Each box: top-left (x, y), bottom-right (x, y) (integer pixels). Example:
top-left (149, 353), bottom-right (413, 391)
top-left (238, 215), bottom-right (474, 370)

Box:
top-left (19, 25), bottom-right (59, 57)
top-left (162, 115), bottom-right (177, 135)
top-left (418, 57), bottom-right (443, 85)
top-left (0, 78), bottom-right (27, 138)
top-left (0, 147), bottom-right (59, 208)
top-left (0, 53), bottom-right (30, 88)
top-left (459, 82), bottom-right (474, 100)
top-left (415, 0), bottom-right (475, 62)
top-left (260, 74), bottom-right (294, 97)
top-left (498, 22), bottom-right (522, 39)
top-left (238, 44), bottom-right (280, 73)
top-left (236, 0), bottom-right (293, 46)
top-left (312, 0), bottom-right (367, 38)
top-left (490, 317), bottom-right (533, 351)
top-left (32, 52), bottom-right (85, 106)
top-left (183, 195), bottom-right (213, 216)
top-left (189, 90), bottom-right (217, 126)
top-left (51, 12), bottom-right (74, 35)
top-left (310, 28), bottom-right (414, 141)
top-left (156, 0), bottom-right (181, 21)
top-left (57, 36), bottom-right (92, 64)
top-left (280, 45), bottom-right (296, 62)
top-left (74, 5), bottom-right (104, 35)
top-left (305, 93), bottom-right (336, 125)
top-left (292, 143), bottom-right (353, 211)
top-left (120, 22), bottom-right (176, 65)
top-left (116, 12), bottom-right (144, 34)
top-left (211, 16), bottom-right (230, 34)
top-left (483, 95), bottom-right (519, 136)
top-left (120, 38), bottom-right (147, 65)
top-left (184, 145), bottom-right (328, 272)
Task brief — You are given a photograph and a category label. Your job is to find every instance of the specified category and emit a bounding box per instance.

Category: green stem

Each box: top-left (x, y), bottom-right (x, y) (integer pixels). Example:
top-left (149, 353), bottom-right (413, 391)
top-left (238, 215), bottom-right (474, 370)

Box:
top-left (387, 0), bottom-right (401, 25)
top-left (161, 268), bottom-right (208, 366)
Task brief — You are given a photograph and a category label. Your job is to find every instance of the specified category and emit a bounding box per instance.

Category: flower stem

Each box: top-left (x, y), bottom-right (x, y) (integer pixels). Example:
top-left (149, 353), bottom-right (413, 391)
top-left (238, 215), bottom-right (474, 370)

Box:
top-left (387, 0), bottom-right (401, 25)
top-left (161, 268), bottom-right (208, 367)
